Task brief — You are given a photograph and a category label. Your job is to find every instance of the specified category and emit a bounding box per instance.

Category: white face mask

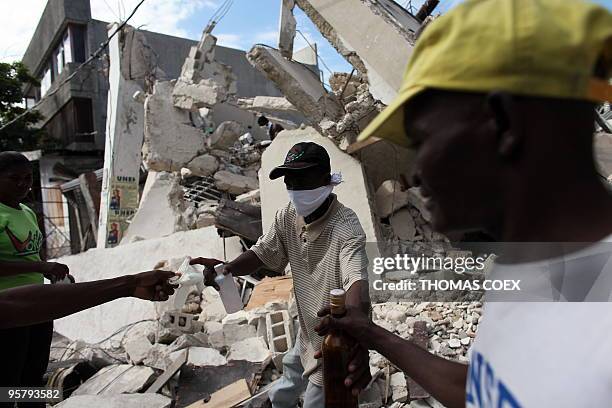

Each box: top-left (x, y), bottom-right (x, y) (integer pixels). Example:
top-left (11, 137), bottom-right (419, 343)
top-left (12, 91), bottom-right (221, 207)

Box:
top-left (287, 185), bottom-right (334, 217)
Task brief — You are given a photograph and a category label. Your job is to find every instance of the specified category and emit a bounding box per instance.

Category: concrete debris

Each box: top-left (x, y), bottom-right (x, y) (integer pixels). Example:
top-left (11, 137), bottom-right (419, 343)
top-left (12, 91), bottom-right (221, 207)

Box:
top-left (375, 180), bottom-right (410, 218)
top-left (186, 346), bottom-right (227, 367)
top-left (55, 394), bottom-right (172, 408)
top-left (227, 337), bottom-right (272, 365)
top-left (59, 340), bottom-right (126, 369)
top-left (389, 208), bottom-right (416, 241)
top-left (72, 364), bottom-right (156, 396)
top-left (173, 78), bottom-right (227, 111)
top-left (406, 187), bottom-right (432, 223)
top-left (214, 170), bottom-right (259, 195)
top-left (390, 372), bottom-right (408, 403)
top-left (359, 381), bottom-right (384, 408)
top-left (166, 333), bottom-right (209, 354)
top-left (200, 286), bottom-right (229, 322)
top-left (143, 81), bottom-right (207, 171)
top-left (293, 0), bottom-right (419, 105)
top-left (187, 154), bottom-right (219, 177)
top-left (204, 321), bottom-right (225, 350)
top-left (123, 172), bottom-right (192, 243)
top-left (266, 310), bottom-right (295, 371)
top-left (124, 335), bottom-right (153, 365)
top-left (238, 96), bottom-right (301, 115)
top-left (235, 189), bottom-right (261, 205)
top-left (279, 0), bottom-right (297, 58)
top-left (196, 213), bottom-right (216, 228)
top-left (209, 121), bottom-right (243, 150)
top-left (246, 46), bottom-right (346, 140)
top-left (142, 344), bottom-right (172, 370)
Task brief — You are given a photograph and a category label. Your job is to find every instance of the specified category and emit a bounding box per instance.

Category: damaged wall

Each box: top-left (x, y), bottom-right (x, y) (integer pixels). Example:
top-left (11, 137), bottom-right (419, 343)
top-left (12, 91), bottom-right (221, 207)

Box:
top-left (54, 227), bottom-right (242, 343)
top-left (294, 0), bottom-right (419, 104)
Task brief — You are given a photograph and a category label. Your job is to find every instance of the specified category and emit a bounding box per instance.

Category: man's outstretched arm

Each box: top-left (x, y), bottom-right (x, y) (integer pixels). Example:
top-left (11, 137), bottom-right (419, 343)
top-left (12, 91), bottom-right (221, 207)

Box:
top-left (0, 270), bottom-right (178, 329)
top-left (316, 306), bottom-right (467, 408)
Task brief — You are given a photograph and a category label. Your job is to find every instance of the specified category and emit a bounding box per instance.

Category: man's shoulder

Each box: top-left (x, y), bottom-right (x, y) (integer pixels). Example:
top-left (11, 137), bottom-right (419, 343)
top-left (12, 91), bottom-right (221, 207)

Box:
top-left (331, 200), bottom-right (365, 237)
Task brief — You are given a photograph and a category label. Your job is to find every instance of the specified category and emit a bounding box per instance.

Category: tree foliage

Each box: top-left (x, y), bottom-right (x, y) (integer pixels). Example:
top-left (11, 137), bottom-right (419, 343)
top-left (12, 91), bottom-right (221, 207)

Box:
top-left (0, 62), bottom-right (53, 151)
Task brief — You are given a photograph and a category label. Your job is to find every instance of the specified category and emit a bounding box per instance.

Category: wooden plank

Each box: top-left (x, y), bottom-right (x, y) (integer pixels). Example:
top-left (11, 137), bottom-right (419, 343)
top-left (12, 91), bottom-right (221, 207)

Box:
top-left (346, 136), bottom-right (382, 154)
top-left (407, 320), bottom-right (430, 400)
top-left (245, 276), bottom-right (293, 310)
top-left (185, 379), bottom-right (251, 408)
top-left (145, 350), bottom-right (187, 394)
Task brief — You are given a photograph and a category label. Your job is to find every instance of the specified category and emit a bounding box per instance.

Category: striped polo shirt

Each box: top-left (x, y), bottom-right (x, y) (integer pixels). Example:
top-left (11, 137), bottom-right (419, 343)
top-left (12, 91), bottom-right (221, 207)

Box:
top-left (250, 194), bottom-right (369, 386)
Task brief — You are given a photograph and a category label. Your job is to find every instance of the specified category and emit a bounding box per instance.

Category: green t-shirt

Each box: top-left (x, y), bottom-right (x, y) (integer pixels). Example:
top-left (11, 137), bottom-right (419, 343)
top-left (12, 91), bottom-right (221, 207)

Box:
top-left (0, 202), bottom-right (44, 290)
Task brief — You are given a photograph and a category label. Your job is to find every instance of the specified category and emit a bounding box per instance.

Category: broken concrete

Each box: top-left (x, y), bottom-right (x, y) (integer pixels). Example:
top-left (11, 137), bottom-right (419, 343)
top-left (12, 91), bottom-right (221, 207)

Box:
top-left (143, 81), bottom-right (207, 172)
top-left (389, 208), bottom-right (416, 241)
top-left (293, 0), bottom-right (420, 104)
top-left (227, 337), bottom-right (272, 365)
top-left (200, 287), bottom-right (228, 323)
top-left (186, 154), bottom-right (219, 177)
top-left (209, 121), bottom-right (242, 150)
top-left (72, 364), bottom-right (155, 396)
top-left (125, 335), bottom-right (153, 365)
top-left (278, 0), bottom-right (297, 58)
top-left (247, 46), bottom-right (344, 137)
top-left (54, 227), bottom-right (242, 343)
top-left (406, 187), bottom-right (432, 223)
top-left (390, 372), bottom-right (408, 403)
top-left (55, 394), bottom-right (172, 408)
top-left (186, 346), bottom-right (227, 367)
top-left (214, 170), bottom-right (259, 195)
top-left (122, 172), bottom-right (192, 243)
top-left (375, 180), bottom-right (410, 218)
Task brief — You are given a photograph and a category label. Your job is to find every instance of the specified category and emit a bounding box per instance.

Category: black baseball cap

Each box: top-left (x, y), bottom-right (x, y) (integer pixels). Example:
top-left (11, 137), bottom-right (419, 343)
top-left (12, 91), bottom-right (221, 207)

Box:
top-left (269, 142), bottom-right (331, 180)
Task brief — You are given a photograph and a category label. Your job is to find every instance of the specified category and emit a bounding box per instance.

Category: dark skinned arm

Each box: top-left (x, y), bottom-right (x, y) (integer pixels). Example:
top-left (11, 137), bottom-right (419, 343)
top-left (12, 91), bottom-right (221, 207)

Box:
top-left (190, 250), bottom-right (265, 285)
top-left (0, 270), bottom-right (178, 329)
top-left (316, 306), bottom-right (467, 408)
top-left (0, 260), bottom-right (69, 281)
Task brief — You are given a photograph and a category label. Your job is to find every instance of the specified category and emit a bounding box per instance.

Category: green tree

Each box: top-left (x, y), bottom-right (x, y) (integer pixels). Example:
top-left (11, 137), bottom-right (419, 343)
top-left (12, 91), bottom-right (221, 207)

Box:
top-left (0, 62), bottom-right (51, 151)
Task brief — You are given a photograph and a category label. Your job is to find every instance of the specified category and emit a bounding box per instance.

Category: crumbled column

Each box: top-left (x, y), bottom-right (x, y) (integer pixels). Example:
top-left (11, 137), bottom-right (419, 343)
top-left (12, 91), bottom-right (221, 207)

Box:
top-left (278, 0), bottom-right (297, 58)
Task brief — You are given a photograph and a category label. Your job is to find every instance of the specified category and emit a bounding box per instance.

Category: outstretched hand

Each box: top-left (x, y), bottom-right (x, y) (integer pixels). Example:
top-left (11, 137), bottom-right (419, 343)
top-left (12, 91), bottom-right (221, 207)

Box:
top-left (131, 270), bottom-right (179, 301)
top-left (190, 257), bottom-right (225, 290)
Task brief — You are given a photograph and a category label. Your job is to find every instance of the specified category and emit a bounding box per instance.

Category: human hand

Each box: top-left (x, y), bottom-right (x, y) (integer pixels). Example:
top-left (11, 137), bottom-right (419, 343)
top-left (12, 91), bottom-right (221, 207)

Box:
top-left (131, 270), bottom-right (179, 301)
top-left (314, 305), bottom-right (374, 348)
top-left (41, 262), bottom-right (69, 282)
top-left (190, 257), bottom-right (227, 289)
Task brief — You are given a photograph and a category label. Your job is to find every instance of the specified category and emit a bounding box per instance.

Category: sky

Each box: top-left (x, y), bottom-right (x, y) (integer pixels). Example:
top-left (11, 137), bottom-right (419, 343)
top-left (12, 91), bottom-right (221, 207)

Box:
top-left (1, 0), bottom-right (611, 81)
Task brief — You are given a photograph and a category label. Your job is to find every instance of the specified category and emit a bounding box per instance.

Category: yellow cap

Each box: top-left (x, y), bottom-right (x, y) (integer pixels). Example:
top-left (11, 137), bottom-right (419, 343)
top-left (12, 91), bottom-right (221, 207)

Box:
top-left (357, 0), bottom-right (612, 148)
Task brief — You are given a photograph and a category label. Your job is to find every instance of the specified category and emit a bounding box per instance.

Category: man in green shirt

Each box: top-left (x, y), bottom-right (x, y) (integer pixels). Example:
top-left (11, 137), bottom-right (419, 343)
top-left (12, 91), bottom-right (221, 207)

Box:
top-left (0, 151), bottom-right (69, 407)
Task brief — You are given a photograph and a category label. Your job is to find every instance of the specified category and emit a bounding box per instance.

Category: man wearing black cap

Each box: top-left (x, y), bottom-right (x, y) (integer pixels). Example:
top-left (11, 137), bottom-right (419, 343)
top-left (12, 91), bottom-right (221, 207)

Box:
top-left (258, 115), bottom-right (285, 141)
top-left (191, 142), bottom-right (371, 407)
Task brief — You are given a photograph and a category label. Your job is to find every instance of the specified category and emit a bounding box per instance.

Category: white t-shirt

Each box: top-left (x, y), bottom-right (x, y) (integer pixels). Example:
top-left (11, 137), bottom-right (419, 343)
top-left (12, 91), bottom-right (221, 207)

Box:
top-left (466, 237), bottom-right (612, 408)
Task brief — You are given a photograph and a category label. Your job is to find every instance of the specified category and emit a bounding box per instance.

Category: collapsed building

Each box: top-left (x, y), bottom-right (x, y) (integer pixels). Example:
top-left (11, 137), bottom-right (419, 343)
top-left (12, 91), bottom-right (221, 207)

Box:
top-left (41, 1), bottom-right (612, 407)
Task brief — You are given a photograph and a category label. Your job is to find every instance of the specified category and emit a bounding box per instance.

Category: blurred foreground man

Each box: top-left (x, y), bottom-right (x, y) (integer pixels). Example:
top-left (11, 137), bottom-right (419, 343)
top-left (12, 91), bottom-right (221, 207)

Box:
top-left (192, 142), bottom-right (371, 407)
top-left (316, 0), bottom-right (612, 407)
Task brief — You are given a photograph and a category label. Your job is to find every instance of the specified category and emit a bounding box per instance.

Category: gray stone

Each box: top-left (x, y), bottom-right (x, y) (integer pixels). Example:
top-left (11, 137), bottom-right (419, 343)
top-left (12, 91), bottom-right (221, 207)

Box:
top-left (187, 154), bottom-right (219, 177)
top-left (375, 180), bottom-right (410, 218)
top-left (200, 287), bottom-right (228, 322)
top-left (210, 121), bottom-right (242, 150)
top-left (124, 335), bottom-right (153, 365)
top-left (448, 338), bottom-right (461, 349)
top-left (186, 346), bottom-right (227, 367)
top-left (55, 394), bottom-right (172, 408)
top-left (196, 213), bottom-right (216, 228)
top-left (72, 365), bottom-right (155, 396)
top-left (167, 333), bottom-right (209, 354)
top-left (406, 187), bottom-right (433, 223)
top-left (390, 208), bottom-right (417, 241)
top-left (142, 344), bottom-right (171, 370)
top-left (214, 171), bottom-right (259, 195)
top-left (390, 372), bottom-right (408, 402)
top-left (204, 321), bottom-right (225, 350)
top-left (227, 337), bottom-right (271, 365)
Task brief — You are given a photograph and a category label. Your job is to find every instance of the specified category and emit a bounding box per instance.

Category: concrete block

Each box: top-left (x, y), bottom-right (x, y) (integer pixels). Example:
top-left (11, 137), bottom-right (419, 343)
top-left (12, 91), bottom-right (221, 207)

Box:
top-left (187, 154), bottom-right (219, 177)
top-left (222, 323), bottom-right (257, 347)
top-left (72, 365), bottom-right (155, 396)
top-left (143, 81), bottom-right (206, 172)
top-left (166, 333), bottom-right (209, 354)
top-left (266, 310), bottom-right (295, 371)
top-left (142, 344), bottom-right (171, 370)
top-left (390, 372), bottom-right (408, 403)
top-left (204, 321), bottom-right (225, 350)
top-left (200, 288), bottom-right (228, 322)
top-left (227, 337), bottom-right (272, 365)
top-left (55, 394), bottom-right (172, 408)
top-left (389, 208), bottom-right (416, 241)
top-left (406, 187), bottom-right (432, 222)
top-left (222, 310), bottom-right (248, 325)
top-left (210, 121), bottom-right (242, 150)
top-left (214, 171), bottom-right (259, 195)
top-left (124, 335), bottom-right (153, 365)
top-left (186, 346), bottom-right (227, 367)
top-left (375, 180), bottom-right (410, 218)
top-left (172, 78), bottom-right (225, 111)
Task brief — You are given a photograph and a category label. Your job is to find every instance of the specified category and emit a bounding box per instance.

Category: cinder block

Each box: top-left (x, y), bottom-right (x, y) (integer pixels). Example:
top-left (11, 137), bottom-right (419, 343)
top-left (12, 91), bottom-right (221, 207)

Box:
top-left (266, 310), bottom-right (295, 371)
top-left (162, 311), bottom-right (204, 335)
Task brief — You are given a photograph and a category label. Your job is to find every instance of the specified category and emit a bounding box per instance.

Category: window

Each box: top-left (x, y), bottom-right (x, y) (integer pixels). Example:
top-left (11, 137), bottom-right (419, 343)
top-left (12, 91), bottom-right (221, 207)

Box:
top-left (73, 98), bottom-right (94, 143)
top-left (55, 44), bottom-right (64, 75)
top-left (69, 25), bottom-right (86, 63)
top-left (40, 65), bottom-right (52, 96)
top-left (63, 30), bottom-right (73, 64)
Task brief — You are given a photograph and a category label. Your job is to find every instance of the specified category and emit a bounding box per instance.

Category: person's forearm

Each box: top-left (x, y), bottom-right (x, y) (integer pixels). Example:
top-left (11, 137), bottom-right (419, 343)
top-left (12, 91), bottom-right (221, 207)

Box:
top-left (226, 250), bottom-right (264, 276)
top-left (368, 323), bottom-right (467, 408)
top-left (346, 280), bottom-right (371, 314)
top-left (0, 275), bottom-right (136, 329)
top-left (0, 261), bottom-right (46, 277)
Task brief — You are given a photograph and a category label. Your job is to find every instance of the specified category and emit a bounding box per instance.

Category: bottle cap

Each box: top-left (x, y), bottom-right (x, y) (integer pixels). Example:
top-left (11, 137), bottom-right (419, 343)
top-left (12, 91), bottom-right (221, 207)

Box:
top-left (214, 263), bottom-right (225, 276)
top-left (330, 288), bottom-right (346, 315)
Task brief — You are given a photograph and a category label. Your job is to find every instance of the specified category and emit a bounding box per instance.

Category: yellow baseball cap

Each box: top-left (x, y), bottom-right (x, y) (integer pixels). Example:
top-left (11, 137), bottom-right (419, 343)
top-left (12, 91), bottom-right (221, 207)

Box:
top-left (357, 0), bottom-right (612, 148)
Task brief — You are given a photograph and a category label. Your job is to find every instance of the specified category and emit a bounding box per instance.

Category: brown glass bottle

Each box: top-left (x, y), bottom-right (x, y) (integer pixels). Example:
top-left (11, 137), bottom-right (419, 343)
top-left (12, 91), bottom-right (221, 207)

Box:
top-left (323, 289), bottom-right (359, 408)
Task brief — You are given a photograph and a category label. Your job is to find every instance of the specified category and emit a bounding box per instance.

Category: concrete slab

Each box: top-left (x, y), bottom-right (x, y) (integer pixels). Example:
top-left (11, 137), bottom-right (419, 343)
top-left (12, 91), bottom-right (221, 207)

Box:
top-left (56, 394), bottom-right (172, 408)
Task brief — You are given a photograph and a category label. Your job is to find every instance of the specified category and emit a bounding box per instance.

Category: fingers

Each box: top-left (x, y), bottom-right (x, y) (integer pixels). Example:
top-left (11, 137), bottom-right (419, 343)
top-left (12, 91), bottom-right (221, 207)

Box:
top-left (314, 350), bottom-right (322, 359)
top-left (317, 306), bottom-right (331, 318)
top-left (345, 344), bottom-right (371, 393)
top-left (313, 316), bottom-right (332, 336)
